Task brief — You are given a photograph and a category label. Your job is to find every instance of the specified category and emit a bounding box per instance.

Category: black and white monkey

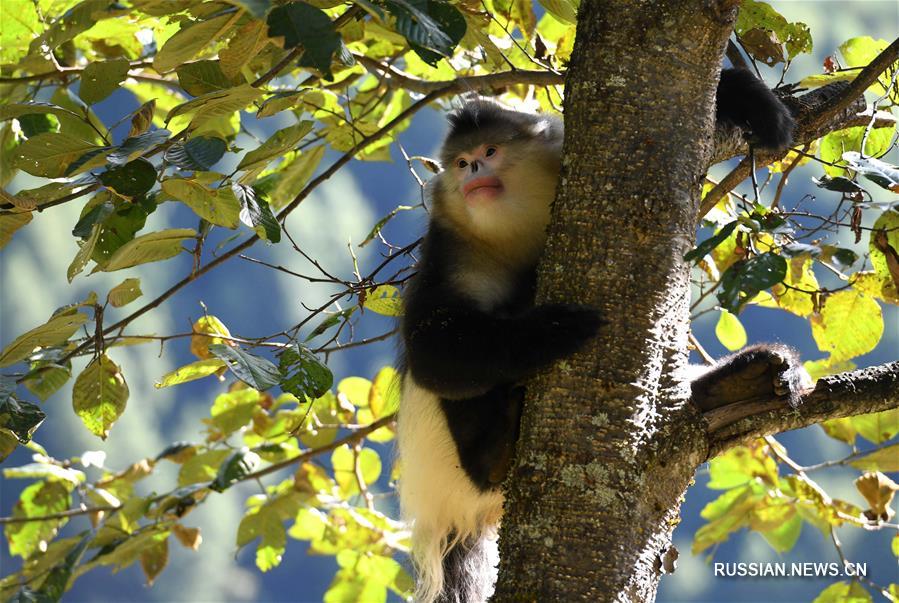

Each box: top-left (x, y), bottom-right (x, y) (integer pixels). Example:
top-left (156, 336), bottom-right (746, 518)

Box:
top-left (397, 68), bottom-right (810, 603)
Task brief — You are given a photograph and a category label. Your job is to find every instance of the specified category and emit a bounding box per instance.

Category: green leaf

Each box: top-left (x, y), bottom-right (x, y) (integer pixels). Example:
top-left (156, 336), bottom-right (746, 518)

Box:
top-left (715, 309), bottom-right (747, 351)
top-left (90, 197), bottom-right (154, 264)
top-left (270, 145), bottom-right (326, 210)
top-left (210, 447), bottom-right (261, 491)
top-left (0, 1), bottom-right (39, 65)
top-left (812, 581), bottom-right (872, 603)
top-left (36, 532), bottom-right (91, 602)
top-left (238, 506), bottom-right (288, 572)
top-left (3, 463), bottom-right (85, 485)
top-left (72, 354), bottom-right (129, 439)
top-left (819, 127), bottom-right (894, 177)
top-left (73, 200), bottom-right (115, 238)
top-left (153, 12), bottom-right (239, 73)
top-left (164, 136), bottom-right (227, 171)
top-left (68, 223), bottom-right (101, 283)
top-left (718, 253), bottom-right (787, 313)
top-left (139, 536), bottom-right (168, 586)
top-left (537, 0), bottom-right (576, 24)
top-left (735, 0), bottom-right (812, 60)
top-left (12, 133), bottom-right (101, 178)
top-left (0, 212), bottom-right (32, 250)
top-left (370, 367), bottom-right (400, 419)
top-left (236, 121), bottom-right (313, 171)
top-left (155, 359), bottom-right (226, 388)
top-left (758, 511), bottom-right (801, 553)
top-left (231, 184), bottom-right (281, 242)
top-left (305, 307), bottom-right (355, 342)
top-left (107, 130), bottom-right (171, 166)
top-left (386, 0), bottom-right (466, 65)
top-left (839, 36), bottom-right (896, 98)
top-left (178, 449), bottom-right (230, 486)
top-left (267, 4), bottom-right (342, 77)
top-left (4, 481), bottom-right (71, 559)
top-left (0, 102), bottom-right (81, 122)
top-left (161, 179), bottom-right (240, 228)
top-left (849, 443), bottom-right (899, 472)
top-left (79, 59), bottom-right (130, 105)
top-left (210, 388), bottom-right (260, 434)
top-left (107, 278), bottom-right (143, 308)
top-left (0, 395), bottom-right (45, 444)
top-left (166, 84), bottom-right (262, 130)
top-left (278, 344), bottom-right (333, 401)
top-left (363, 285), bottom-right (403, 316)
top-left (852, 409), bottom-right (899, 444)
top-left (99, 158), bottom-right (158, 198)
top-left (332, 444), bottom-right (381, 495)
top-left (95, 228), bottom-right (196, 273)
top-left (16, 113), bottom-right (58, 138)
top-left (208, 344), bottom-right (280, 391)
top-left (338, 376), bottom-right (371, 409)
top-left (176, 60), bottom-right (234, 96)
top-left (360, 205), bottom-right (414, 247)
top-left (685, 221), bottom-right (737, 263)
top-left (23, 361), bottom-right (72, 403)
top-left (811, 290), bottom-right (883, 361)
top-left (0, 312), bottom-right (88, 368)
top-left (221, 20), bottom-right (271, 78)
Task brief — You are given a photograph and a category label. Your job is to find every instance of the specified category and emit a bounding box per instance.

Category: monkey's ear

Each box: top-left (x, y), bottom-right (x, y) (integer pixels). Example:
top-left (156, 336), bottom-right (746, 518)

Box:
top-left (528, 119), bottom-right (554, 138)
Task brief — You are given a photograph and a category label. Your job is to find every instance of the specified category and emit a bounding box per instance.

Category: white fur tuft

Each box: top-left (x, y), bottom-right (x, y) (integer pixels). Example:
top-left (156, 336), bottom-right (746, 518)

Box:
top-left (397, 375), bottom-right (504, 603)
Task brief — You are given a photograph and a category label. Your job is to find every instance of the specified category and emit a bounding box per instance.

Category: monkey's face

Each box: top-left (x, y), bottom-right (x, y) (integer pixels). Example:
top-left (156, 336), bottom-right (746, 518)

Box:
top-left (450, 143), bottom-right (506, 204)
top-left (431, 137), bottom-right (560, 263)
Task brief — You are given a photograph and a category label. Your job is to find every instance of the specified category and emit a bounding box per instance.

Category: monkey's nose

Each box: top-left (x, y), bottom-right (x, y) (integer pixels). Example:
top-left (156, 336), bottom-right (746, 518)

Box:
top-left (470, 161), bottom-right (479, 173)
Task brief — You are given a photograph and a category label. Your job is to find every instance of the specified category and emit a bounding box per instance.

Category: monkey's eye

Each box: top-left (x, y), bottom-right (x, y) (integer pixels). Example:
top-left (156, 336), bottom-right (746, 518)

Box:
top-left (457, 159), bottom-right (468, 169)
top-left (485, 146), bottom-right (497, 157)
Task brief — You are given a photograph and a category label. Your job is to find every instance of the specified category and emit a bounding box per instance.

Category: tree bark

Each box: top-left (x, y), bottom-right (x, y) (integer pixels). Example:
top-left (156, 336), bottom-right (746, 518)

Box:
top-left (494, 3), bottom-right (899, 602)
top-left (494, 0), bottom-right (739, 600)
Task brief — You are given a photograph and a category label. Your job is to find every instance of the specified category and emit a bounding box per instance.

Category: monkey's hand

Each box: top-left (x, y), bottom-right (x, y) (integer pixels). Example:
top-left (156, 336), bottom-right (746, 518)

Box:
top-left (511, 304), bottom-right (604, 368)
top-left (691, 344), bottom-right (814, 411)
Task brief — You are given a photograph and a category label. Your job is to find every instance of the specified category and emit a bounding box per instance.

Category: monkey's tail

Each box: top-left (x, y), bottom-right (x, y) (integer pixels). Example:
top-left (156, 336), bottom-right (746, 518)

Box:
top-left (412, 528), bottom-right (498, 603)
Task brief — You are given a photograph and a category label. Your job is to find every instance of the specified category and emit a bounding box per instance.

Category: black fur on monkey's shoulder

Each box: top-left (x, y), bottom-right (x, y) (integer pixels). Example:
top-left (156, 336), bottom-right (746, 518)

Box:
top-left (716, 67), bottom-right (796, 151)
top-left (691, 344), bottom-right (809, 411)
top-left (401, 224), bottom-right (603, 400)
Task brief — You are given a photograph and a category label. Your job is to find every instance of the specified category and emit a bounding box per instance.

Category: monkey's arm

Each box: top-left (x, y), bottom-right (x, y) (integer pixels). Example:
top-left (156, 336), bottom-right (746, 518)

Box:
top-left (716, 68), bottom-right (795, 150)
top-left (691, 344), bottom-right (813, 411)
top-left (404, 302), bottom-right (602, 400)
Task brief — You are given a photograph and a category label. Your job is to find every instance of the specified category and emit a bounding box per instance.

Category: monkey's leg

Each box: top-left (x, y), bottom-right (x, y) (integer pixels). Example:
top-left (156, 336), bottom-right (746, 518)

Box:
top-left (690, 344), bottom-right (813, 411)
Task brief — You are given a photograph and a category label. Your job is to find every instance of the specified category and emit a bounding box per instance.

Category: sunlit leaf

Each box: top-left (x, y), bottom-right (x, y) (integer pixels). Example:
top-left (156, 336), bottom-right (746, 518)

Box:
top-left (155, 359), bottom-right (226, 388)
top-left (72, 354), bottom-right (129, 439)
top-left (209, 344), bottom-right (280, 391)
top-left (95, 228), bottom-right (196, 273)
top-left (810, 290), bottom-right (883, 362)
top-left (0, 312), bottom-right (88, 368)
top-left (79, 58), bottom-right (130, 104)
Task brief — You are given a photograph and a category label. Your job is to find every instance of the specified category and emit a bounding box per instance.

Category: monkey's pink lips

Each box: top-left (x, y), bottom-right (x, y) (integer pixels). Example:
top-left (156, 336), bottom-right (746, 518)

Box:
top-left (463, 177), bottom-right (504, 201)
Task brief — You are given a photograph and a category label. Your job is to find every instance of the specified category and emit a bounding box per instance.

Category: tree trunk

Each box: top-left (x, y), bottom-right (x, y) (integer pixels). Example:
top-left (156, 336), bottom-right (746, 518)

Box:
top-left (493, 0), bottom-right (740, 600)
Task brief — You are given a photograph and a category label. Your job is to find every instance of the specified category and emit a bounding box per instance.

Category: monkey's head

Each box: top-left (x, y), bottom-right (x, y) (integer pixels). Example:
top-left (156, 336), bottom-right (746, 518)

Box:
top-left (430, 97), bottom-right (563, 259)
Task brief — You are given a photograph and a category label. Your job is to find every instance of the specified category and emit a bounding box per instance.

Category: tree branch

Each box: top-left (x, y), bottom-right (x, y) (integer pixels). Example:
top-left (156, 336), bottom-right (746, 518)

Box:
top-left (354, 54), bottom-right (564, 94)
top-left (705, 361), bottom-right (899, 458)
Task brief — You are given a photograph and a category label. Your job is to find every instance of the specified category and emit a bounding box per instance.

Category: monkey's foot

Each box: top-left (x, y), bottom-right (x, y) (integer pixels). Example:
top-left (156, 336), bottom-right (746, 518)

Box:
top-left (691, 344), bottom-right (813, 411)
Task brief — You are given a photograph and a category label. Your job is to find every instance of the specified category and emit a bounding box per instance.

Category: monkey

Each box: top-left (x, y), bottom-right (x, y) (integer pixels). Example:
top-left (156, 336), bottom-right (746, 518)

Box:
top-left (396, 67), bottom-right (810, 603)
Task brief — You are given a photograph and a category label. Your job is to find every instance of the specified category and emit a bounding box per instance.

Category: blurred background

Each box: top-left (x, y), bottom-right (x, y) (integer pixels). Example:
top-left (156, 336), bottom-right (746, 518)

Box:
top-left (1, 1), bottom-right (897, 601)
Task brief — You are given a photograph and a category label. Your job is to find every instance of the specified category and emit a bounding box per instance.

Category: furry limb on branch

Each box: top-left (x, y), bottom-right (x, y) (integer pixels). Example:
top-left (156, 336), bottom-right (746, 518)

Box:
top-left (704, 361), bottom-right (899, 458)
top-left (702, 37), bottom-right (899, 217)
